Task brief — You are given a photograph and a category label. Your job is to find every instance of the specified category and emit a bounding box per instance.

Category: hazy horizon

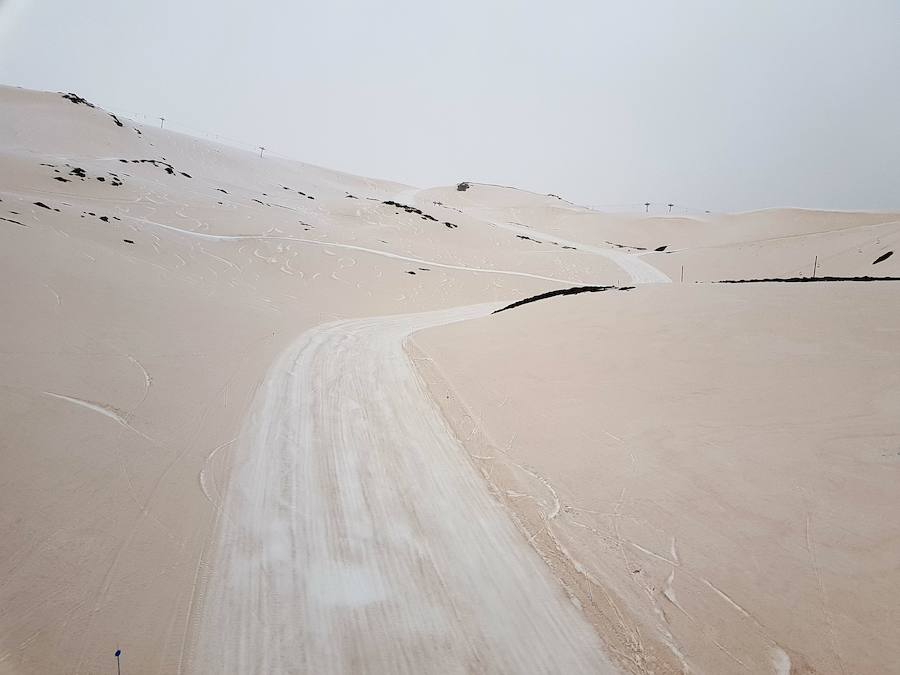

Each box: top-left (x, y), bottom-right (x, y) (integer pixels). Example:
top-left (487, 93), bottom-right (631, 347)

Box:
top-left (2, 0), bottom-right (898, 212)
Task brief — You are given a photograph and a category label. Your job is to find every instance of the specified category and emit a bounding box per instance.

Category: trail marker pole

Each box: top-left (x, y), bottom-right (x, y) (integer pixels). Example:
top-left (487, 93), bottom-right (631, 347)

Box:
top-left (159, 117), bottom-right (165, 129)
top-left (812, 255), bottom-right (818, 278)
top-left (680, 265), bottom-right (684, 283)
top-left (259, 146), bottom-right (265, 158)
top-left (115, 649), bottom-right (121, 675)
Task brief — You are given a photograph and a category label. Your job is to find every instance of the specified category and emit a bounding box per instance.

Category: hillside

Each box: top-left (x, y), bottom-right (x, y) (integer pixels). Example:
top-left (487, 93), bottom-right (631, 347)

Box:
top-left (2, 85), bottom-right (898, 674)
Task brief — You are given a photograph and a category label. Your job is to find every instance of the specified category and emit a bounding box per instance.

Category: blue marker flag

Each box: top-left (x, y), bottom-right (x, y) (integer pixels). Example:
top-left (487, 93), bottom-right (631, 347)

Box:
top-left (115, 649), bottom-right (121, 657)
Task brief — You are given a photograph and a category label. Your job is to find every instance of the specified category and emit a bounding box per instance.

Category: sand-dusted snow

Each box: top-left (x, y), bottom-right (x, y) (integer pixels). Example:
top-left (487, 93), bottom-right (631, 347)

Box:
top-left (2, 85), bottom-right (899, 674)
top-left (1, 86), bottom-right (621, 673)
top-left (412, 282), bottom-right (900, 674)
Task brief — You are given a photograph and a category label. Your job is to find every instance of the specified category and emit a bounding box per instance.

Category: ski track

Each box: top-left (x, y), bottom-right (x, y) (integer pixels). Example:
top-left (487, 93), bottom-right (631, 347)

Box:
top-left (189, 304), bottom-right (616, 674)
top-left (126, 215), bottom-right (656, 287)
top-left (42, 390), bottom-right (160, 449)
top-left (491, 221), bottom-right (672, 284)
top-left (396, 188), bottom-right (670, 285)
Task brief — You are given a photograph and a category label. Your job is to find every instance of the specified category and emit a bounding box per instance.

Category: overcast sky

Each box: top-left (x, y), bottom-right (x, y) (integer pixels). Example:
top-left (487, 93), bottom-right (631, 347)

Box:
top-left (1, 0), bottom-right (898, 212)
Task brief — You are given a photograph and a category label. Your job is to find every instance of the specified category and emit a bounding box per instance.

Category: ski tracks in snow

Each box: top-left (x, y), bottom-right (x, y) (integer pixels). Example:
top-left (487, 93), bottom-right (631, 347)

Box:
top-left (189, 305), bottom-right (616, 674)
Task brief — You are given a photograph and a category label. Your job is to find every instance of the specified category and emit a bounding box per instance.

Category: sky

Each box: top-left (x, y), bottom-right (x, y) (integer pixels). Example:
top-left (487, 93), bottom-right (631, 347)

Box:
top-left (1, 0), bottom-right (898, 212)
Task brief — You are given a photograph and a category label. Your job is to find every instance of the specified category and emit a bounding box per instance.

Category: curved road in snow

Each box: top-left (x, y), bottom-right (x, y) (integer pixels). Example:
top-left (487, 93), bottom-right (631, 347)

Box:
top-left (190, 305), bottom-right (616, 674)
